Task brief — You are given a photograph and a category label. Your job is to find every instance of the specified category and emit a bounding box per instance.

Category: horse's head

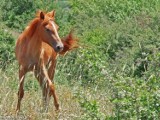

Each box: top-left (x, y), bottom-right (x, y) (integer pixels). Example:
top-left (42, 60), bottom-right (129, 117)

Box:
top-left (38, 10), bottom-right (64, 52)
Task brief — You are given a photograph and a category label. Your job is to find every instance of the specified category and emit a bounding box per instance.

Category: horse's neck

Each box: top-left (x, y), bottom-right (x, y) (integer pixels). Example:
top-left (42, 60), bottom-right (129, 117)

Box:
top-left (24, 31), bottom-right (43, 57)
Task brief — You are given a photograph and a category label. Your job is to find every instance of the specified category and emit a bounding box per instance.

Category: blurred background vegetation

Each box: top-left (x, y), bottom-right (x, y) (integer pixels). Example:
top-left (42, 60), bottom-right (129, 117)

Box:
top-left (0, 0), bottom-right (160, 119)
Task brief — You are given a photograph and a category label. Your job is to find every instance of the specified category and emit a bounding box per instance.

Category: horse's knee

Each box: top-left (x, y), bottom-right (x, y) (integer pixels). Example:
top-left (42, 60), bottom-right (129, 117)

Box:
top-left (49, 83), bottom-right (55, 91)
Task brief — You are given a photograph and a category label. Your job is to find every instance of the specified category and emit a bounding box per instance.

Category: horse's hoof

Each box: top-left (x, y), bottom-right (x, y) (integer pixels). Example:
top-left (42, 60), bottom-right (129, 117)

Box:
top-left (55, 107), bottom-right (61, 115)
top-left (15, 109), bottom-right (19, 117)
top-left (55, 109), bottom-right (60, 113)
top-left (55, 109), bottom-right (60, 119)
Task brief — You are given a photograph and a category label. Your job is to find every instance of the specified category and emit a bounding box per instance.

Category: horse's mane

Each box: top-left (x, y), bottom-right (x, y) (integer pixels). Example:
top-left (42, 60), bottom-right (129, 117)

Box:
top-left (25, 18), bottom-right (40, 38)
top-left (24, 11), bottom-right (47, 38)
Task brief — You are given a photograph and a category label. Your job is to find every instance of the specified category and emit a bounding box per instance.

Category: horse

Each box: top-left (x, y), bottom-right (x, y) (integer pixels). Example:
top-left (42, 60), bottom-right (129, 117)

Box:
top-left (15, 10), bottom-right (78, 113)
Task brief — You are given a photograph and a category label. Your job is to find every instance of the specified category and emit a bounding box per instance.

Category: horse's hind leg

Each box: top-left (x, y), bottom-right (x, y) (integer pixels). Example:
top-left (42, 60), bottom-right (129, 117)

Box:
top-left (16, 66), bottom-right (26, 113)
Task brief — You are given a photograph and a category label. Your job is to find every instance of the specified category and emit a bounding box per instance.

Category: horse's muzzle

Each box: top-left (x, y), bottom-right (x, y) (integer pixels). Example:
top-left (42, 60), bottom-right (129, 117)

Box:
top-left (55, 44), bottom-right (64, 52)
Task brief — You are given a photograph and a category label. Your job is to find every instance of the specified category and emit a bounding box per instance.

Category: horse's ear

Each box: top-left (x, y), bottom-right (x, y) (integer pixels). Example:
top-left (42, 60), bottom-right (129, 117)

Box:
top-left (48, 10), bottom-right (55, 18)
top-left (40, 11), bottom-right (45, 20)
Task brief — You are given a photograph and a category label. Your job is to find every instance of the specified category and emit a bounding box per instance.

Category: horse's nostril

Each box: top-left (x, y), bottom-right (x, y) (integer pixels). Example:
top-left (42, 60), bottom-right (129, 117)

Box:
top-left (56, 45), bottom-right (63, 52)
top-left (57, 46), bottom-right (61, 50)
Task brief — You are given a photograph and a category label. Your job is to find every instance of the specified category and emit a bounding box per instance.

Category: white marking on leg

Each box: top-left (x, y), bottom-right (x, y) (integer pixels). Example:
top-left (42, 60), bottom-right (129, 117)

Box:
top-left (20, 76), bottom-right (24, 83)
top-left (20, 65), bottom-right (23, 71)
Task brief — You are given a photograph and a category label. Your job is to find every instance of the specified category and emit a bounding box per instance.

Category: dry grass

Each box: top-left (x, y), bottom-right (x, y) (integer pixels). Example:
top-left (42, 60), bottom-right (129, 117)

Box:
top-left (0, 62), bottom-right (112, 120)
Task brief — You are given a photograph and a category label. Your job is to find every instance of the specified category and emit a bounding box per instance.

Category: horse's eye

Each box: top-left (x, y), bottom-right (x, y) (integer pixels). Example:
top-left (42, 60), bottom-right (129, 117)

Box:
top-left (46, 28), bottom-right (50, 32)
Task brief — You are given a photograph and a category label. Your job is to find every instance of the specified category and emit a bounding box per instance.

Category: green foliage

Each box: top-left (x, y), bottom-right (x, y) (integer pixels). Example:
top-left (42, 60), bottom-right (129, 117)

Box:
top-left (1, 0), bottom-right (37, 31)
top-left (74, 90), bottom-right (106, 120)
top-left (109, 75), bottom-right (160, 119)
top-left (0, 29), bottom-right (15, 69)
top-left (80, 100), bottom-right (105, 120)
top-left (70, 0), bottom-right (160, 22)
top-left (68, 0), bottom-right (160, 119)
top-left (1, 0), bottom-right (71, 31)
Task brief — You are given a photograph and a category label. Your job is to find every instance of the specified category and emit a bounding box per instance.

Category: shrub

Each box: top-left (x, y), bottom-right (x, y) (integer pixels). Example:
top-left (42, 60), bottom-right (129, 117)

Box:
top-left (1, 0), bottom-right (37, 31)
top-left (0, 29), bottom-right (15, 69)
top-left (109, 75), bottom-right (160, 119)
top-left (74, 90), bottom-right (106, 120)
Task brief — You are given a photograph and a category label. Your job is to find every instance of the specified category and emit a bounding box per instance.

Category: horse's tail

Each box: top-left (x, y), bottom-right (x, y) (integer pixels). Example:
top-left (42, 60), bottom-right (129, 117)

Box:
top-left (59, 31), bottom-right (78, 55)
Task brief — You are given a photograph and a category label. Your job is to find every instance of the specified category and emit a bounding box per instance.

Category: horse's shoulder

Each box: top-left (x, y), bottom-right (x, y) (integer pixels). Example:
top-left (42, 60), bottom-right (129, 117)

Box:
top-left (42, 42), bottom-right (57, 59)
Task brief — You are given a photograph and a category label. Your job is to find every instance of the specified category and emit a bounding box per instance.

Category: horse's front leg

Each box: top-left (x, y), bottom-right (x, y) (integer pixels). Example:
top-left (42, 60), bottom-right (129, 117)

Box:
top-left (49, 83), bottom-right (59, 111)
top-left (42, 63), bottom-right (59, 111)
top-left (41, 80), bottom-right (50, 112)
top-left (48, 61), bottom-right (59, 110)
top-left (16, 66), bottom-right (27, 113)
top-left (34, 69), bottom-right (50, 112)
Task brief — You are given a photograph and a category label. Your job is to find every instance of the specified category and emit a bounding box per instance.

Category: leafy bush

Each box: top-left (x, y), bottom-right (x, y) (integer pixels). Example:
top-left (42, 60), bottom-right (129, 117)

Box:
top-left (70, 0), bottom-right (160, 22)
top-left (1, 0), bottom-right (71, 31)
top-left (1, 0), bottom-right (37, 31)
top-left (74, 89), bottom-right (106, 120)
top-left (109, 75), bottom-right (160, 119)
top-left (0, 29), bottom-right (15, 69)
